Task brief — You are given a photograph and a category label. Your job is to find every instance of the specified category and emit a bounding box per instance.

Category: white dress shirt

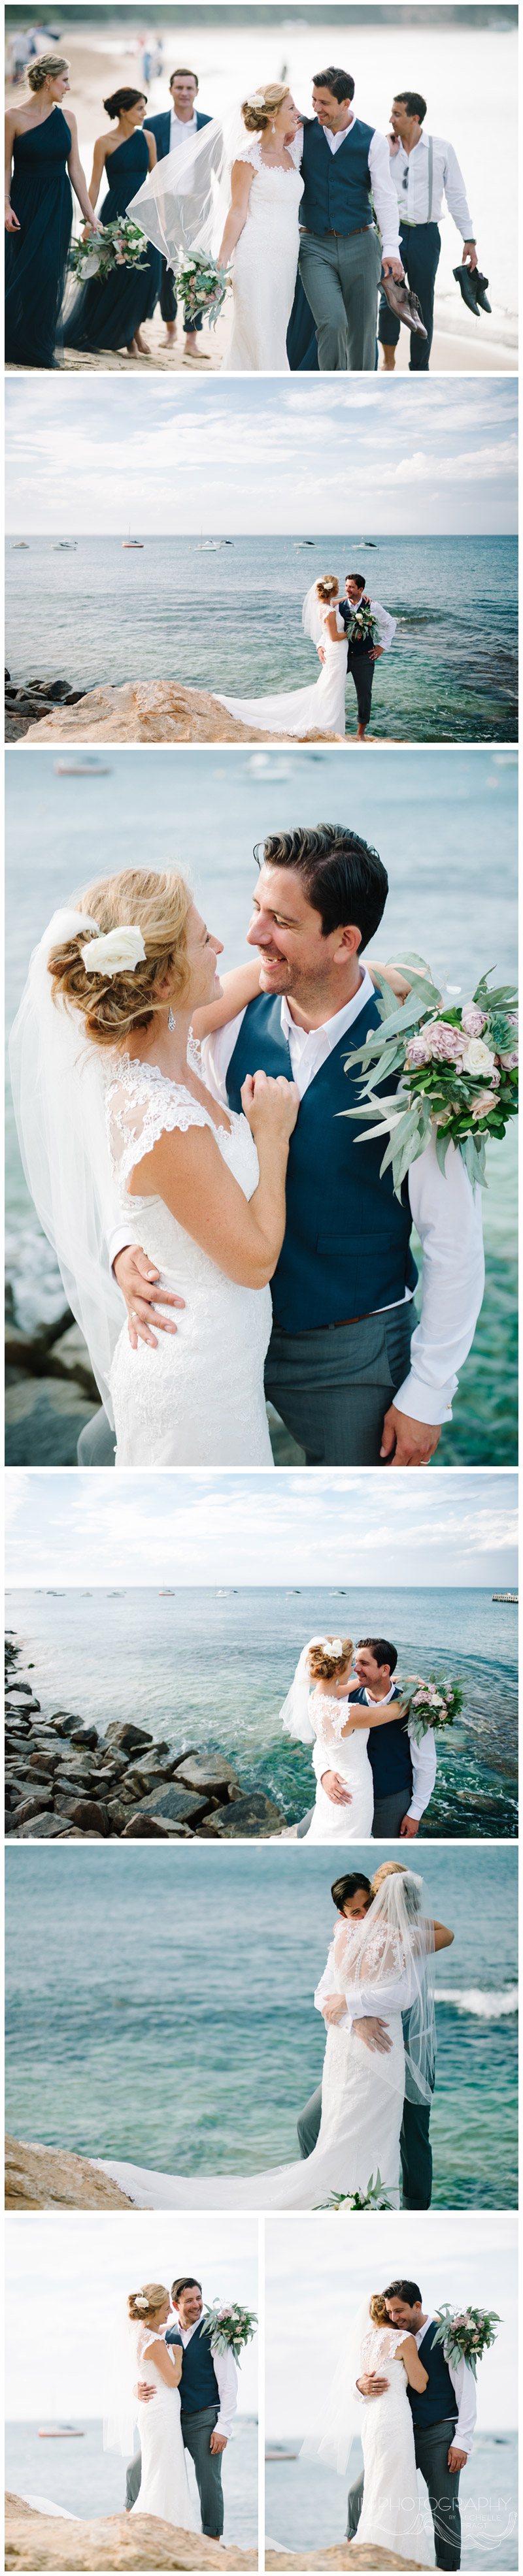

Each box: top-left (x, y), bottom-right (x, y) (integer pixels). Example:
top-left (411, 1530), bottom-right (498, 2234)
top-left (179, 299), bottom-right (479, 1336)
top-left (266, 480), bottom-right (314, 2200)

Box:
top-left (312, 1679), bottom-right (437, 1822)
top-left (169, 106), bottom-right (198, 150)
top-left (389, 133), bottom-right (473, 238)
top-left (314, 1934), bottom-right (431, 2034)
top-left (175, 2316), bottom-right (238, 2439)
top-left (416, 2315), bottom-right (477, 2456)
top-left (318, 113), bottom-right (401, 259)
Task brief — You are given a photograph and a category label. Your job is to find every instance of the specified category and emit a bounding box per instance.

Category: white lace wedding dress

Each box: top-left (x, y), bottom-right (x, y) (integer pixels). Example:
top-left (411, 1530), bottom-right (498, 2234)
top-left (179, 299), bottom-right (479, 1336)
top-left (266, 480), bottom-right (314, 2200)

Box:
top-left (129, 2324), bottom-right (197, 2532)
top-left (105, 1035), bottom-right (273, 1464)
top-left (100, 1918), bottom-right (405, 2210)
top-left (221, 135), bottom-right (304, 371)
top-left (301, 1692), bottom-right (374, 1841)
top-left (215, 603), bottom-right (347, 740)
top-left (356, 2323), bottom-right (434, 2563)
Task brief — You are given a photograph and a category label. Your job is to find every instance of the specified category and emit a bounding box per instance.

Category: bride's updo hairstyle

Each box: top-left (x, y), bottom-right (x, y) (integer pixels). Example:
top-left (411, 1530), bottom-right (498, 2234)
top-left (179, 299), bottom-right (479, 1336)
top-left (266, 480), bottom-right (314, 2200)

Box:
top-left (308, 1636), bottom-right (352, 1680)
top-left (241, 82), bottom-right (290, 132)
top-left (128, 2281), bottom-right (169, 2323)
top-left (316, 576), bottom-right (339, 604)
top-left (372, 1859), bottom-right (422, 1918)
top-left (47, 867), bottom-right (193, 1050)
top-left (27, 53), bottom-right (70, 88)
top-left (369, 2294), bottom-right (390, 2326)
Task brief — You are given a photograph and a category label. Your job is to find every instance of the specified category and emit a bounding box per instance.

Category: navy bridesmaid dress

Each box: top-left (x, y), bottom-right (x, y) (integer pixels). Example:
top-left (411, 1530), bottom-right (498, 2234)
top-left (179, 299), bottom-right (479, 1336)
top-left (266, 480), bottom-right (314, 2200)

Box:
top-left (5, 106), bottom-right (73, 368)
top-left (65, 130), bottom-right (161, 350)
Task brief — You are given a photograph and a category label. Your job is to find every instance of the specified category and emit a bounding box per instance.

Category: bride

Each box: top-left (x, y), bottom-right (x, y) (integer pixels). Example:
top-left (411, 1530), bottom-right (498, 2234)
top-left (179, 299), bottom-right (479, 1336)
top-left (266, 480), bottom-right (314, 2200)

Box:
top-left (10, 871), bottom-right (409, 1469)
top-left (99, 1868), bottom-right (450, 2212)
top-left (305, 2289), bottom-right (433, 2564)
top-left (107, 2281), bottom-right (197, 2532)
top-left (280, 1633), bottom-right (409, 1841)
top-left (217, 86), bottom-right (303, 372)
top-left (214, 577), bottom-right (348, 740)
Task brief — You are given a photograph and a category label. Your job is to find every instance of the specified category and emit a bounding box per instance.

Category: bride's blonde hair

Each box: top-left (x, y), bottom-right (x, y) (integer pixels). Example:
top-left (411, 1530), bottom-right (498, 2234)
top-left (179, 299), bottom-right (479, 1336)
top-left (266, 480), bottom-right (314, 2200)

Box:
top-left (369, 2294), bottom-right (390, 2326)
top-left (128, 2281), bottom-right (169, 2323)
top-left (241, 82), bottom-right (290, 132)
top-left (316, 575), bottom-right (339, 604)
top-left (47, 866), bottom-right (193, 1049)
top-left (308, 1637), bottom-right (352, 1681)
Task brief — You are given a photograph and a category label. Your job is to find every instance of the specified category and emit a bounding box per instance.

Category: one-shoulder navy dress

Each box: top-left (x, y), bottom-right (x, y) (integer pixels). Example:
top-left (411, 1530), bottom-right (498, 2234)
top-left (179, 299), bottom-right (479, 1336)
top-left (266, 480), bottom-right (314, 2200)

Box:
top-left (5, 106), bottom-right (73, 368)
top-left (65, 130), bottom-right (161, 350)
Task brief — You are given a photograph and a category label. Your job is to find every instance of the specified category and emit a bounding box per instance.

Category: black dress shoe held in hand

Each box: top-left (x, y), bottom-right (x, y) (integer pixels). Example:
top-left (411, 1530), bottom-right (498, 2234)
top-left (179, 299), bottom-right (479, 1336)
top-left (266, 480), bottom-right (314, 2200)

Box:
top-left (453, 262), bottom-right (492, 314)
top-left (380, 273), bottom-right (428, 336)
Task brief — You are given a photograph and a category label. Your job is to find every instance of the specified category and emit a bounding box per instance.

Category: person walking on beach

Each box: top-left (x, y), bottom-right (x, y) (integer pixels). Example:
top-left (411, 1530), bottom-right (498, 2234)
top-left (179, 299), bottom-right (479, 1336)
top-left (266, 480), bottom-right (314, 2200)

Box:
top-left (379, 89), bottom-right (479, 372)
top-left (5, 52), bottom-right (99, 368)
top-left (295, 65), bottom-right (405, 370)
top-left (146, 69), bottom-right (213, 359)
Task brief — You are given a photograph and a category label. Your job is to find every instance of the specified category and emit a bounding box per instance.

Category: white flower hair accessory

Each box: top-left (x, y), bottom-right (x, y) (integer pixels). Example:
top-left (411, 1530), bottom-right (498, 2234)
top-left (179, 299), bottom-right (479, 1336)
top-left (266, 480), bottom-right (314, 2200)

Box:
top-left (134, 2293), bottom-right (149, 2310)
top-left (246, 89), bottom-right (266, 108)
top-left (80, 924), bottom-right (147, 977)
top-left (316, 1636), bottom-right (344, 1657)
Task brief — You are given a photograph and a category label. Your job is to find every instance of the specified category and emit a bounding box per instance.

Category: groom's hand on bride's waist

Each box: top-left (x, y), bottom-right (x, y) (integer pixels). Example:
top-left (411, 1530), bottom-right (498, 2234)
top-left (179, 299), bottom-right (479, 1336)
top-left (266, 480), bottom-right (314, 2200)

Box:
top-left (320, 1769), bottom-right (352, 1805)
top-left (356, 2372), bottom-right (390, 2398)
top-left (135, 2381), bottom-right (156, 2402)
top-left (354, 2016), bottom-right (393, 2055)
top-left (114, 1244), bottom-right (185, 1350)
top-left (380, 1402), bottom-right (442, 1467)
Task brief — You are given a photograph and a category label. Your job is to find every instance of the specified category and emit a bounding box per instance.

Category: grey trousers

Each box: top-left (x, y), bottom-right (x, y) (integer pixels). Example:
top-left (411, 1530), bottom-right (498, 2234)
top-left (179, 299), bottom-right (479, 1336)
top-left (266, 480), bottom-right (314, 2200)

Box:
top-left (298, 225), bottom-right (382, 370)
top-left (346, 2417), bottom-right (461, 2568)
top-left (264, 1302), bottom-right (414, 1466)
top-left (78, 1303), bottom-right (414, 1471)
top-left (297, 2080), bottom-right (433, 2209)
top-left (126, 2404), bottom-right (224, 2538)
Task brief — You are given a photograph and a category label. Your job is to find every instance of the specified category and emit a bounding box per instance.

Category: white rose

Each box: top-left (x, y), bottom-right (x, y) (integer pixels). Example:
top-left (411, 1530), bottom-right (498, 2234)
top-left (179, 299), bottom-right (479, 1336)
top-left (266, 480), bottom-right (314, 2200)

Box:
top-left (81, 924), bottom-right (146, 978)
top-left (461, 1036), bottom-right (498, 1076)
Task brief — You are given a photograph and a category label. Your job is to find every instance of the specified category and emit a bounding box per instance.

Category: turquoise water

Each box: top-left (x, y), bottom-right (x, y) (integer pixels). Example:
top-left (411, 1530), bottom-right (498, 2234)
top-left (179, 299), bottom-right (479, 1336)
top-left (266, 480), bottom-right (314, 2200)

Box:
top-left (4, 745), bottom-right (518, 1462)
top-left (5, 1584), bottom-right (518, 1837)
top-left (5, 1844), bottom-right (518, 2206)
top-left (5, 534), bottom-right (518, 742)
top-left (265, 2430), bottom-right (518, 2568)
top-left (5, 2416), bottom-right (257, 2543)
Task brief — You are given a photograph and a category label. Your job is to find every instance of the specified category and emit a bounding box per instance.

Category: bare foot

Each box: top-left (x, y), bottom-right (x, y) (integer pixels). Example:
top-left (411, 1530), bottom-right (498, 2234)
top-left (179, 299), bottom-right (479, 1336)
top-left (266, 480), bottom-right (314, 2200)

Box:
top-left (134, 330), bottom-right (150, 355)
top-left (356, 725), bottom-right (368, 742)
top-left (162, 326), bottom-right (177, 346)
top-left (380, 348), bottom-right (396, 372)
top-left (183, 340), bottom-right (211, 359)
top-left (125, 340), bottom-right (139, 359)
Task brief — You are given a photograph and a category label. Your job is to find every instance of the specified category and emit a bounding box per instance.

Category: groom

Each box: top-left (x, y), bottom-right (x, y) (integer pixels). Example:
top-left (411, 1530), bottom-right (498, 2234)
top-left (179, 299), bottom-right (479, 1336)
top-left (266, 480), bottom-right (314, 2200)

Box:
top-left (348, 2275), bottom-right (477, 2567)
top-left (295, 66), bottom-right (405, 370)
top-left (297, 1635), bottom-right (437, 1839)
top-left (126, 2274), bottom-right (237, 2539)
top-left (295, 1863), bottom-right (436, 2209)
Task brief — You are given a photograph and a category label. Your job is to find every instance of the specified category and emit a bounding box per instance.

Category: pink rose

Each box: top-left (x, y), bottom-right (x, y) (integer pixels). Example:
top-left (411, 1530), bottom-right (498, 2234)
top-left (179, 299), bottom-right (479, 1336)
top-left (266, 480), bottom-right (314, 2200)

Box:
top-left (405, 1030), bottom-right (435, 1069)
top-left (461, 1004), bottom-right (487, 1037)
top-left (424, 1022), bottom-right (465, 1065)
top-left (498, 1050), bottom-right (518, 1071)
top-left (471, 1087), bottom-right (501, 1121)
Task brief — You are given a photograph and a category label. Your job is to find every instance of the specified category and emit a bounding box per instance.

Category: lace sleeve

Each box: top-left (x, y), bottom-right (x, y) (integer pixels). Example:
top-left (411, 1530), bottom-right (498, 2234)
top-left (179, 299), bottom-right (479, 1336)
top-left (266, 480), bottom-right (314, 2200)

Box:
top-left (360, 2326), bottom-right (407, 2372)
top-left (135, 2323), bottom-right (168, 2363)
top-left (233, 136), bottom-right (262, 169)
top-left (105, 1060), bottom-right (209, 1187)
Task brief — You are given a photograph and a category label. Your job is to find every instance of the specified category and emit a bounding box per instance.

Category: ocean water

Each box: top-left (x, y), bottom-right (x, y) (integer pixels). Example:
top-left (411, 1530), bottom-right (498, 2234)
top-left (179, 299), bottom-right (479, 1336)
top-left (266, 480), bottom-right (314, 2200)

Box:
top-left (5, 1844), bottom-right (518, 2206)
top-left (5, 1585), bottom-right (518, 1837)
top-left (5, 535), bottom-right (518, 744)
top-left (4, 746), bottom-right (518, 1464)
top-left (265, 2430), bottom-right (518, 2569)
top-left (5, 2415), bottom-right (257, 2543)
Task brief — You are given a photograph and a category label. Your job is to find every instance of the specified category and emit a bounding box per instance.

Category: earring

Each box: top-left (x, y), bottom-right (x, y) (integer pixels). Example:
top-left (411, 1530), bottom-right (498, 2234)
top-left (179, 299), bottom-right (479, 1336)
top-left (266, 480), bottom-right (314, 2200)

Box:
top-left (272, 121), bottom-right (277, 134)
top-left (168, 1005), bottom-right (176, 1031)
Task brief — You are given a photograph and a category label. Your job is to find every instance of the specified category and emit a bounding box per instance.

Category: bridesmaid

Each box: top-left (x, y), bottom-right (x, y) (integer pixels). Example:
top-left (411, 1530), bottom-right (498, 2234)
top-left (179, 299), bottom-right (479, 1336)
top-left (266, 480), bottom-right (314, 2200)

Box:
top-left (65, 88), bottom-right (161, 357)
top-left (5, 54), bottom-right (99, 369)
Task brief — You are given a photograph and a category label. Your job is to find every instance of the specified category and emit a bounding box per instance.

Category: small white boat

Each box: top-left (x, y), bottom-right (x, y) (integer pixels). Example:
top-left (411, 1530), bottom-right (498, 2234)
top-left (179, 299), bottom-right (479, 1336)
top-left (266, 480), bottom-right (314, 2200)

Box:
top-left (122, 529), bottom-right (144, 548)
top-left (38, 2426), bottom-right (84, 2439)
top-left (11, 541), bottom-right (29, 549)
top-left (54, 756), bottom-right (112, 775)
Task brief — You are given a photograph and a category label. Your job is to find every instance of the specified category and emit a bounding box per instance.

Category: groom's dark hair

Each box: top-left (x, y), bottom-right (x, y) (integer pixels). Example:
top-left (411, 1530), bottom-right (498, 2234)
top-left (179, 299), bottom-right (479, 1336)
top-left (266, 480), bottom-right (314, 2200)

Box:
top-left (346, 573), bottom-right (365, 591)
top-left (331, 1872), bottom-right (371, 1909)
top-left (256, 827), bottom-right (388, 950)
top-left (171, 2276), bottom-right (202, 2300)
top-left (313, 65), bottom-right (355, 103)
top-left (358, 1637), bottom-right (398, 1674)
top-left (384, 2279), bottom-right (422, 2305)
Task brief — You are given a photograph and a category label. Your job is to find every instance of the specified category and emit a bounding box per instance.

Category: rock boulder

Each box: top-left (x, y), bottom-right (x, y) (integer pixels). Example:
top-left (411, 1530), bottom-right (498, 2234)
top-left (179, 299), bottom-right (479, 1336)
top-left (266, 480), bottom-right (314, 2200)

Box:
top-left (5, 2138), bottom-right (138, 2210)
top-left (5, 2499), bottom-right (256, 2569)
top-left (21, 679), bottom-right (346, 749)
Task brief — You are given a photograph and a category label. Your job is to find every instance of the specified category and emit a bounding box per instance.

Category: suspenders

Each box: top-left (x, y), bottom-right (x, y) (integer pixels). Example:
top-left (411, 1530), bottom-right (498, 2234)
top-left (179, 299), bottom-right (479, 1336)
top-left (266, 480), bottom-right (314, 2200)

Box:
top-left (427, 133), bottom-right (433, 222)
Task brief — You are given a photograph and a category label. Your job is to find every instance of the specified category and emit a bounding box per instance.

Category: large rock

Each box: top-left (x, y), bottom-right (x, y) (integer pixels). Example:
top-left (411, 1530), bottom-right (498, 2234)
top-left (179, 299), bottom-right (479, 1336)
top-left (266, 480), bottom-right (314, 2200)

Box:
top-left (130, 1782), bottom-right (209, 1827)
top-left (105, 1721), bottom-right (154, 1753)
top-left (16, 1813), bottom-right (70, 1837)
top-left (175, 1755), bottom-right (241, 1798)
top-left (201, 1792), bottom-right (286, 1837)
top-left (5, 2139), bottom-right (138, 2211)
top-left (5, 2496), bottom-right (256, 2569)
top-left (265, 2552), bottom-right (426, 2571)
top-left (53, 1794), bottom-right (109, 1834)
top-left (20, 679), bottom-right (345, 749)
top-left (10, 1791), bottom-right (54, 1826)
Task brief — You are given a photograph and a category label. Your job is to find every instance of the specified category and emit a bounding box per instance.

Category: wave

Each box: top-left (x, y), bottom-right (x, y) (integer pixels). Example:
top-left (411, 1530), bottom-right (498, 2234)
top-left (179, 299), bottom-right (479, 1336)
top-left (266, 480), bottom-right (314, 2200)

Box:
top-left (437, 1986), bottom-right (518, 2018)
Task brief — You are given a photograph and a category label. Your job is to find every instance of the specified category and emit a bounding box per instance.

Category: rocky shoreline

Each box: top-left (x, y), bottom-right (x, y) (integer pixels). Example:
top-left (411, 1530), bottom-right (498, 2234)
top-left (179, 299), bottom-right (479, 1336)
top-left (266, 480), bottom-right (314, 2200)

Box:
top-left (7, 671), bottom-right (346, 747)
top-left (5, 2134), bottom-right (137, 2210)
top-left (5, 667), bottom-right (87, 742)
top-left (5, 1634), bottom-right (286, 1841)
top-left (5, 2496), bottom-right (257, 2571)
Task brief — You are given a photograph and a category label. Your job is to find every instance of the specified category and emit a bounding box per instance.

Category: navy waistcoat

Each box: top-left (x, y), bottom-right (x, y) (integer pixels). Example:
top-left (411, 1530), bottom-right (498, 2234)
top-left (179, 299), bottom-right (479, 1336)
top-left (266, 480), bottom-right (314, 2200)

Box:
top-left (299, 116), bottom-right (375, 238)
top-left (407, 2321), bottom-right (458, 2430)
top-left (226, 992), bottom-right (418, 1333)
top-left (339, 597), bottom-right (374, 658)
top-left (352, 1685), bottom-right (413, 1797)
top-left (165, 2321), bottom-right (220, 2414)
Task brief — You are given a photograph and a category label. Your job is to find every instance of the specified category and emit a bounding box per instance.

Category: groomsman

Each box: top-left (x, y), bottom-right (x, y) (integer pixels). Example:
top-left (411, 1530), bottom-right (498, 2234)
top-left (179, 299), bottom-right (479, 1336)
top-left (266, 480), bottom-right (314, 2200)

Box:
top-left (379, 89), bottom-right (479, 370)
top-left (146, 68), bottom-right (213, 359)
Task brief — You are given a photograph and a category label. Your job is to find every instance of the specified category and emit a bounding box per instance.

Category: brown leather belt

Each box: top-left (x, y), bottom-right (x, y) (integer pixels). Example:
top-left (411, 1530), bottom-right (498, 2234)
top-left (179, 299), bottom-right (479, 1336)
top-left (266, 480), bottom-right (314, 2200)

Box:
top-left (300, 225), bottom-right (372, 238)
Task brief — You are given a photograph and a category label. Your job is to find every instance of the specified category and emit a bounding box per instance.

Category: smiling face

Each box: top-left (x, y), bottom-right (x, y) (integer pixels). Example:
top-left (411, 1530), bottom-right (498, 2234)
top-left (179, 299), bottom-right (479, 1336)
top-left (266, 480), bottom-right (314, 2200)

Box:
top-left (341, 1890), bottom-right (371, 1921)
top-left (247, 862), bottom-right (362, 1011)
top-left (127, 95), bottom-right (147, 126)
top-left (345, 577), bottom-right (365, 607)
top-left (180, 902), bottom-right (224, 1012)
top-left (312, 82), bottom-right (352, 131)
top-left (173, 2283), bottom-right (203, 2329)
top-left (385, 2294), bottom-right (422, 2331)
top-left (271, 90), bottom-right (299, 140)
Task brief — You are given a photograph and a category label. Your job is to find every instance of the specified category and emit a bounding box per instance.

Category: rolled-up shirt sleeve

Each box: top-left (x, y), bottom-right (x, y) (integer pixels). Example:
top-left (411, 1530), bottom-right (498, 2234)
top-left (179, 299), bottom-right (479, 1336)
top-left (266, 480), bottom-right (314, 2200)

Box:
top-left (371, 600), bottom-right (397, 651)
top-left (368, 127), bottom-right (401, 257)
top-left (447, 2350), bottom-right (477, 2455)
top-left (443, 141), bottom-right (474, 239)
top-left (407, 1724), bottom-right (437, 1821)
top-left (395, 1131), bottom-right (484, 1426)
top-left (213, 2345), bottom-right (238, 2439)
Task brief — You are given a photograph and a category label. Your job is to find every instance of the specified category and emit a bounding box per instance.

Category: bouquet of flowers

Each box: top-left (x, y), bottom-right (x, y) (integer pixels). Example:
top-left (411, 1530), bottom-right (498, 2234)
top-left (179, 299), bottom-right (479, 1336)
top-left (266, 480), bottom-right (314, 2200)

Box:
top-left (200, 2300), bottom-right (258, 2359)
top-left (175, 251), bottom-right (229, 326)
top-left (69, 217), bottom-right (150, 284)
top-left (397, 1673), bottom-right (464, 1745)
top-left (432, 2306), bottom-right (500, 2378)
top-left (345, 596), bottom-right (377, 647)
top-left (318, 2171), bottom-right (392, 2212)
top-left (343, 958), bottom-right (518, 1196)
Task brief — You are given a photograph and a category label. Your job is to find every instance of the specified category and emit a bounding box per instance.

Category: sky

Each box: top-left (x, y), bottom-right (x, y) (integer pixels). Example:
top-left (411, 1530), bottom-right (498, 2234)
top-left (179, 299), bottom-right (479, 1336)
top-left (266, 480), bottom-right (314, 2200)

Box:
top-left (5, 378), bottom-right (517, 538)
top-left (5, 1468), bottom-right (518, 1589)
top-left (265, 2213), bottom-right (517, 2436)
top-left (5, 2212), bottom-right (258, 2421)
